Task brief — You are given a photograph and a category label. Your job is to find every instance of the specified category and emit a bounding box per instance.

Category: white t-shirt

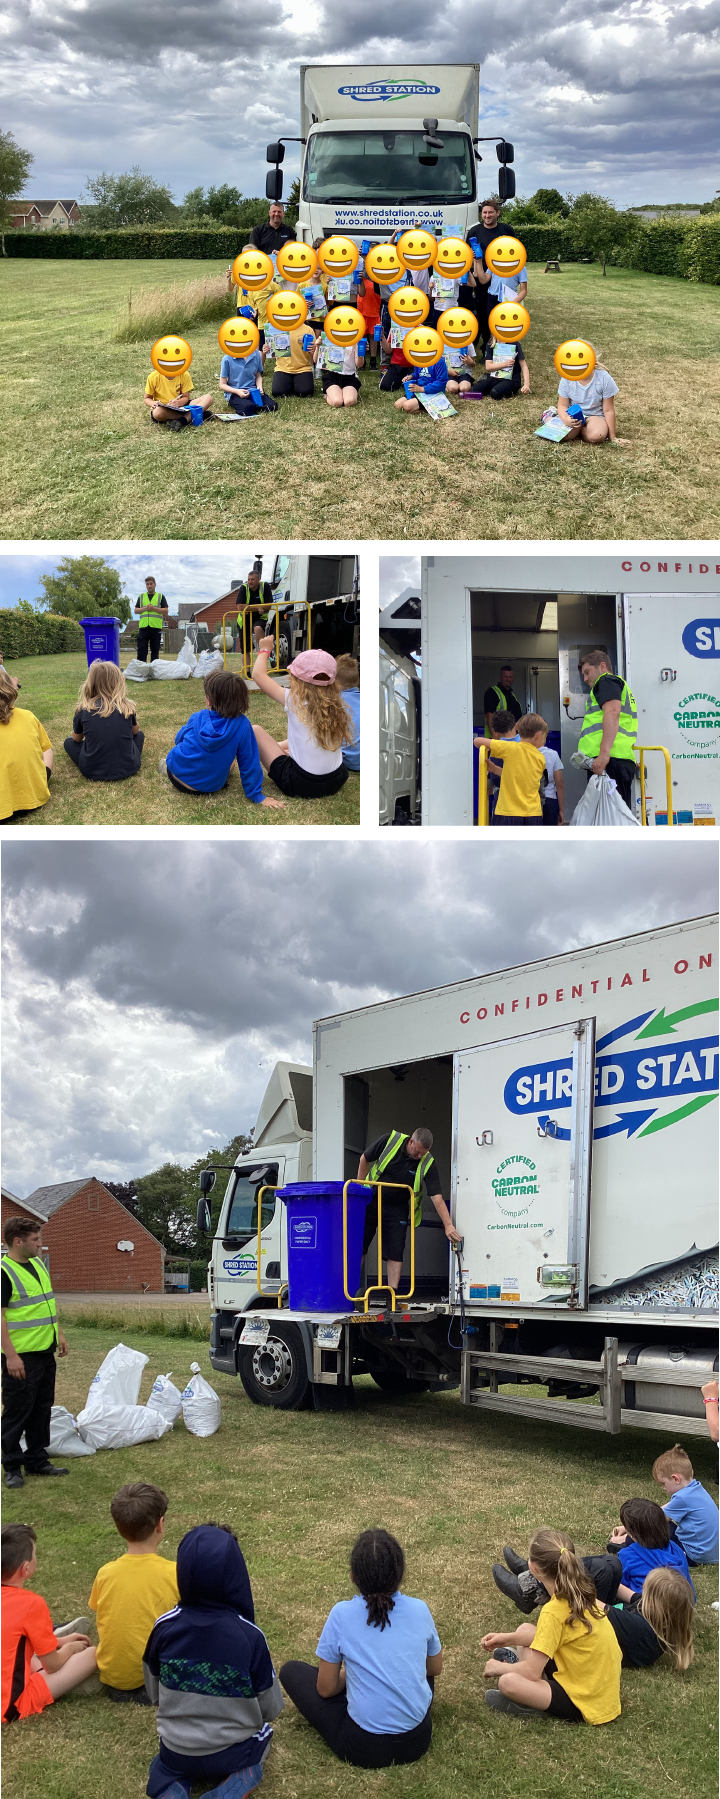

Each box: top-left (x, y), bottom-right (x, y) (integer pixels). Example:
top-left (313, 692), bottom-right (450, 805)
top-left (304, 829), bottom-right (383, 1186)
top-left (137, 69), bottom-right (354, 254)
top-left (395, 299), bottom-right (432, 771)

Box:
top-left (558, 368), bottom-right (619, 418)
top-left (542, 747), bottom-right (563, 798)
top-left (285, 688), bottom-right (343, 774)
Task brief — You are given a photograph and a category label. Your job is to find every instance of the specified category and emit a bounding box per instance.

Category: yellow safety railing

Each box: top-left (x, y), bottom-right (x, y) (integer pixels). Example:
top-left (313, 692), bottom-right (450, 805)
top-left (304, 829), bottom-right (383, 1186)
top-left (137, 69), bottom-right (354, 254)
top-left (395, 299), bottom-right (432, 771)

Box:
top-left (475, 744), bottom-right (489, 826)
top-left (343, 1181), bottom-right (415, 1314)
top-left (636, 745), bottom-right (674, 826)
top-left (221, 602), bottom-right (312, 676)
top-left (255, 1185), bottom-right (287, 1308)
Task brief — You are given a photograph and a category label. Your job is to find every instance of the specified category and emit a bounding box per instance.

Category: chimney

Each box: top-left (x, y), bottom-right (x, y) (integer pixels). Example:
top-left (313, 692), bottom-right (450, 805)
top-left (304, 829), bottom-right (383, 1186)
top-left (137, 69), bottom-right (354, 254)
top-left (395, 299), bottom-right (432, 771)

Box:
top-left (230, 577), bottom-right (243, 592)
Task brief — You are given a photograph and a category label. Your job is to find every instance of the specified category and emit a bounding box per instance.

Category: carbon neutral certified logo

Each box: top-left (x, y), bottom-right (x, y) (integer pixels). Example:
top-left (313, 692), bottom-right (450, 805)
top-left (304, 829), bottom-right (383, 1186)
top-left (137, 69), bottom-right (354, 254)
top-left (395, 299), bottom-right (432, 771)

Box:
top-left (673, 692), bottom-right (720, 749)
top-left (491, 1155), bottom-right (539, 1219)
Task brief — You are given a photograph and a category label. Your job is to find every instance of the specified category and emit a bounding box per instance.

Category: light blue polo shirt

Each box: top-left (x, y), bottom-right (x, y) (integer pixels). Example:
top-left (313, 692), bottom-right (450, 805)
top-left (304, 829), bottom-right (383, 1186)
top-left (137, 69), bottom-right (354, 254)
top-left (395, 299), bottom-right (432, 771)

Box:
top-left (316, 1591), bottom-right (440, 1734)
top-left (220, 350), bottom-right (262, 387)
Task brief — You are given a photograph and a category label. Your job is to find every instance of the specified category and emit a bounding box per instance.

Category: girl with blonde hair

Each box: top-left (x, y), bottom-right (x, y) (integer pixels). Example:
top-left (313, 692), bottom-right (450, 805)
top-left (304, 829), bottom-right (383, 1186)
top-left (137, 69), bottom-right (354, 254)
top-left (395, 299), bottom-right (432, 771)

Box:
top-left (482, 1529), bottom-right (622, 1723)
top-left (0, 666), bottom-right (54, 822)
top-left (251, 639), bottom-right (354, 799)
top-left (605, 1566), bottom-right (694, 1672)
top-left (64, 661), bottom-right (144, 782)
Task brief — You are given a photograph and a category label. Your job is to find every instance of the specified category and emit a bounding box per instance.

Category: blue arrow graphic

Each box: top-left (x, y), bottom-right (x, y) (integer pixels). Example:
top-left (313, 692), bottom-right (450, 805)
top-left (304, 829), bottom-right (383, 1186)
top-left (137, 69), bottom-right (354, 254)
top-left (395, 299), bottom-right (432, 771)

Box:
top-left (537, 1114), bottom-right (571, 1140)
top-left (593, 1107), bottom-right (657, 1140)
top-left (595, 1011), bottom-right (655, 1053)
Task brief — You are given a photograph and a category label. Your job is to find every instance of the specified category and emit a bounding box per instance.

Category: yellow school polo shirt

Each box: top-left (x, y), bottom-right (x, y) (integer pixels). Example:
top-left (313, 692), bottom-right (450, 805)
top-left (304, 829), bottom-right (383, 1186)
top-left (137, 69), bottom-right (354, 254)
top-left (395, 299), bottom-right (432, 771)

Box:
top-left (89, 1553), bottom-right (179, 1690)
top-left (488, 738), bottom-right (545, 817)
top-left (0, 709), bottom-right (52, 819)
top-left (532, 1594), bottom-right (622, 1724)
top-left (145, 369), bottom-right (194, 406)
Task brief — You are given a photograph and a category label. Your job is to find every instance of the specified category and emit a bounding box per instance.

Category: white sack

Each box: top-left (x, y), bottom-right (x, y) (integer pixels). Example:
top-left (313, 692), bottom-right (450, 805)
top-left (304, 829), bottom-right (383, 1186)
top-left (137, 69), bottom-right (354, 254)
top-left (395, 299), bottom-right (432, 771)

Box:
top-left (77, 1402), bottom-right (172, 1451)
top-left (150, 642), bottom-right (193, 680)
top-left (123, 658), bottom-right (154, 682)
top-left (181, 1362), bottom-right (221, 1436)
top-left (192, 649), bottom-right (225, 679)
top-left (82, 1341), bottom-right (149, 1414)
top-left (146, 1371), bottom-right (183, 1426)
top-left (570, 772), bottom-right (640, 828)
top-left (20, 1405), bottom-right (96, 1458)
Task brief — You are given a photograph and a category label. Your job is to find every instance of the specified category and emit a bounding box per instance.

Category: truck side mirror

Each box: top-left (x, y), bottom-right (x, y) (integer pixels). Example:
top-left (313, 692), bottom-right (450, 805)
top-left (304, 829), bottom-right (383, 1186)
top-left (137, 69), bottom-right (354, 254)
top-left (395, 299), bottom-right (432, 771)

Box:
top-left (496, 140), bottom-right (515, 164)
top-left (266, 169), bottom-right (284, 202)
top-left (498, 168), bottom-right (516, 200)
top-left (266, 142), bottom-right (285, 164)
top-left (199, 1170), bottom-right (216, 1195)
top-left (196, 1197), bottom-right (212, 1234)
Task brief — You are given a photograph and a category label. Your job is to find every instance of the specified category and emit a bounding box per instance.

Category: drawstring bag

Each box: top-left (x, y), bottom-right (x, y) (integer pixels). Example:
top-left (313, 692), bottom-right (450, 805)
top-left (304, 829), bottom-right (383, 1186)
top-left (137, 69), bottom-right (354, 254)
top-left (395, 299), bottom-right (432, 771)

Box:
top-left (146, 1371), bottom-right (184, 1427)
top-left (570, 772), bottom-right (640, 827)
top-left (192, 649), bottom-right (225, 678)
top-left (181, 1362), bottom-right (222, 1436)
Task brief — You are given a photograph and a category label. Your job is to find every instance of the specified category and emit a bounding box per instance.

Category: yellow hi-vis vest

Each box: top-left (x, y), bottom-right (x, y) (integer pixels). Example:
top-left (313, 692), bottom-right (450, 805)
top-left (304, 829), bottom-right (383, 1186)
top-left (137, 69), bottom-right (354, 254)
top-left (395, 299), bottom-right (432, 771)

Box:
top-left (367, 1130), bottom-right (434, 1228)
top-left (578, 675), bottom-right (638, 763)
top-left (1, 1255), bottom-right (57, 1352)
top-left (137, 591), bottom-right (167, 630)
top-left (490, 685), bottom-right (521, 715)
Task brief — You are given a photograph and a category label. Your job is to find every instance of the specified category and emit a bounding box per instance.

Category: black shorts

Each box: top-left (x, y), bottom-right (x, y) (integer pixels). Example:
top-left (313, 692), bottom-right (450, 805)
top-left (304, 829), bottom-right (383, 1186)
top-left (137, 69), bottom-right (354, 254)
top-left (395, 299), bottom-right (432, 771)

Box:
top-left (362, 1198), bottom-right (408, 1262)
top-left (492, 814), bottom-right (542, 826)
top-left (272, 371), bottom-right (315, 399)
top-left (544, 1663), bottom-right (583, 1723)
top-left (267, 754), bottom-right (348, 800)
top-left (321, 372), bottom-right (360, 393)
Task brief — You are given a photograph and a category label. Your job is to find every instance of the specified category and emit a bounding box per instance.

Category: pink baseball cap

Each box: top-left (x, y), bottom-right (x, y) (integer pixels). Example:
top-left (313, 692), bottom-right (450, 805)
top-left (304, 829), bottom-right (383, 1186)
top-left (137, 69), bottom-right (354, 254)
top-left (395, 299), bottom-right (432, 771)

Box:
top-left (288, 648), bottom-right (337, 685)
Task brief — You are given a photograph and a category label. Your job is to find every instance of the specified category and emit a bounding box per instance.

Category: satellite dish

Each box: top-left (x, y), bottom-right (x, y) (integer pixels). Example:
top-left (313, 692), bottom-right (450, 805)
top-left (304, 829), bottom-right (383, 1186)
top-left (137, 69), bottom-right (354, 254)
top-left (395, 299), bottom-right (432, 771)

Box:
top-left (117, 1239), bottom-right (135, 1252)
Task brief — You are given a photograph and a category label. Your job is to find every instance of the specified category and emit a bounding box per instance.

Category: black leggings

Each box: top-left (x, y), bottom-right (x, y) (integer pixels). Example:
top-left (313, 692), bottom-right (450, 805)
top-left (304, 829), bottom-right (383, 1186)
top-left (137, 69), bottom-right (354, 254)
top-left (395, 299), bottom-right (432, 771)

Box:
top-left (279, 1662), bottom-right (433, 1769)
top-left (379, 365), bottom-right (411, 392)
top-left (473, 375), bottom-right (520, 400)
top-left (271, 371), bottom-right (314, 399)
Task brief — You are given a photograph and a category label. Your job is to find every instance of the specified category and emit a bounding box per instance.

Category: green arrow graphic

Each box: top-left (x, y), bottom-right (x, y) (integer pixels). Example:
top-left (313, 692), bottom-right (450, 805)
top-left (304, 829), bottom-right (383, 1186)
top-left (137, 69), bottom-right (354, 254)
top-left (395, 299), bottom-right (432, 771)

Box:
top-left (638, 1092), bottom-right (718, 1137)
top-left (636, 999), bottom-right (719, 1040)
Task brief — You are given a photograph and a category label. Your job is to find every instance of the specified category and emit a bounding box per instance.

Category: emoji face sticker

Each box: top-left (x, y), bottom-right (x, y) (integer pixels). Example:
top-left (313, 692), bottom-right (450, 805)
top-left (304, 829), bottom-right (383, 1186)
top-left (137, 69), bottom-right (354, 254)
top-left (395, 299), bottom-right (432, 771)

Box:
top-left (404, 325), bottom-right (443, 368)
top-left (150, 334), bottom-right (193, 377)
top-left (364, 243), bottom-right (404, 283)
top-left (488, 302), bottom-right (530, 343)
top-left (317, 235), bottom-right (360, 279)
top-left (437, 307), bottom-right (478, 349)
top-left (276, 241), bottom-right (319, 284)
top-left (397, 228), bottom-right (437, 272)
top-left (232, 249), bottom-right (275, 292)
top-left (388, 286), bottom-right (430, 329)
top-left (266, 291), bottom-right (309, 331)
top-left (324, 306), bottom-right (365, 348)
top-left (484, 236), bottom-right (527, 278)
top-left (218, 316), bottom-right (260, 357)
top-left (433, 237), bottom-right (474, 281)
top-left (554, 339), bottom-right (596, 381)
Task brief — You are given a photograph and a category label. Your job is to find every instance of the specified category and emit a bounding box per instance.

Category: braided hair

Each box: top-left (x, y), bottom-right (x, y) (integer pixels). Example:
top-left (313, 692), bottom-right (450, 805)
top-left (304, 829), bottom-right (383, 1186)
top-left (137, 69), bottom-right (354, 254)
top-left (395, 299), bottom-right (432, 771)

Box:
top-left (350, 1528), bottom-right (405, 1630)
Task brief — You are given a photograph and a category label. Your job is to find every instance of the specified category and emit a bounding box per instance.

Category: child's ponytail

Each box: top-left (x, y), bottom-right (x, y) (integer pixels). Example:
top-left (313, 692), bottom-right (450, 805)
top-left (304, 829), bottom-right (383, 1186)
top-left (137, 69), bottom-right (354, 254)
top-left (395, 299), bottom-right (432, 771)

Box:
top-left (528, 1528), bottom-right (602, 1633)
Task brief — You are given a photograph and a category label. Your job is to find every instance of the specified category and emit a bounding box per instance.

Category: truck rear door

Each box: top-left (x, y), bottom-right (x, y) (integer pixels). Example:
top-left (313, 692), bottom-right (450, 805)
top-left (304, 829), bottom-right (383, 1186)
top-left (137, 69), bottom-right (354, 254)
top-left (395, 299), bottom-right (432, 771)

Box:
top-left (453, 1019), bottom-right (595, 1308)
top-left (622, 593), bottom-right (720, 824)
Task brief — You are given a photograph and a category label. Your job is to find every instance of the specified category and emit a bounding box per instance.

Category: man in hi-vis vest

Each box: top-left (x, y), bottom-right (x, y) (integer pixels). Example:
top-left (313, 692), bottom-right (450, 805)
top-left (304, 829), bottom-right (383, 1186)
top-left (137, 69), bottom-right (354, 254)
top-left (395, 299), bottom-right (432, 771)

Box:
top-left (134, 576), bottom-right (169, 664)
top-left (357, 1128), bottom-right (462, 1295)
top-left (1, 1218), bottom-right (69, 1489)
top-left (578, 647), bottom-right (638, 812)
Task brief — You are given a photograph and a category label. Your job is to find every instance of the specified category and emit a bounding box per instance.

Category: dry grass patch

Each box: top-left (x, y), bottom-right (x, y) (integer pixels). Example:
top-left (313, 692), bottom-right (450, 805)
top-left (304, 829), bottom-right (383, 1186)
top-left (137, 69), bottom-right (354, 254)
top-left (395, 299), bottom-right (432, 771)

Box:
top-left (115, 274), bottom-right (230, 342)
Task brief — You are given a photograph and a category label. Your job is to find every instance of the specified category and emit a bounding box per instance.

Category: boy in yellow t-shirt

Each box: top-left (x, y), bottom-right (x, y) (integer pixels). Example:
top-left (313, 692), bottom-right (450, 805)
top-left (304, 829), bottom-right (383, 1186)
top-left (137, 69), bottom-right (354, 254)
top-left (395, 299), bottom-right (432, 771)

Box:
top-left (143, 371), bottom-right (214, 430)
top-left (89, 1482), bottom-right (178, 1704)
top-left (474, 712), bottom-right (548, 824)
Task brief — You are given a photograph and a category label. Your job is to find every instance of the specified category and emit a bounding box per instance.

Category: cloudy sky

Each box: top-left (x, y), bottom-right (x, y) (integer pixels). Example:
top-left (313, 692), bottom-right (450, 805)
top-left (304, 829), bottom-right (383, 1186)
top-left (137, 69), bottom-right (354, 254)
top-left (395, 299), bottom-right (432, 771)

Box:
top-left (2, 839), bottom-right (716, 1197)
top-left (3, 2), bottom-right (719, 208)
top-left (0, 551), bottom-right (273, 614)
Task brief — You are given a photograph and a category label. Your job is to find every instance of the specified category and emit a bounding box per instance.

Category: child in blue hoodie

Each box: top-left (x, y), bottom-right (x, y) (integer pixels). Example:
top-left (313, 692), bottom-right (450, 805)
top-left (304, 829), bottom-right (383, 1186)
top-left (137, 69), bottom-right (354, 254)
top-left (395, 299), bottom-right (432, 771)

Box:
top-left (143, 1522), bottom-right (284, 1799)
top-left (164, 671), bottom-right (285, 807)
top-left (393, 357), bottom-right (449, 413)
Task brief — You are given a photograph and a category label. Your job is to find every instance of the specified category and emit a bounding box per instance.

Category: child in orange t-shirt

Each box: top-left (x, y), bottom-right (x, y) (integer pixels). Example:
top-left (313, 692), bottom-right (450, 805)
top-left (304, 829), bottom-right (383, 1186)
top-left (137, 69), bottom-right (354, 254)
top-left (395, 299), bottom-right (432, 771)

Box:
top-left (1, 1523), bottom-right (97, 1722)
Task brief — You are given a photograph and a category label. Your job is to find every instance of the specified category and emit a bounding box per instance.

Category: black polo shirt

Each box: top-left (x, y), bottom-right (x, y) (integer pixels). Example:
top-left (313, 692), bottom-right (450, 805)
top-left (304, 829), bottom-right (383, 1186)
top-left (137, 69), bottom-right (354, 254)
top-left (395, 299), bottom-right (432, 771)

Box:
top-left (249, 223), bottom-right (296, 257)
top-left (484, 684), bottom-right (523, 722)
top-left (364, 1134), bottom-right (442, 1204)
top-left (590, 674), bottom-right (624, 706)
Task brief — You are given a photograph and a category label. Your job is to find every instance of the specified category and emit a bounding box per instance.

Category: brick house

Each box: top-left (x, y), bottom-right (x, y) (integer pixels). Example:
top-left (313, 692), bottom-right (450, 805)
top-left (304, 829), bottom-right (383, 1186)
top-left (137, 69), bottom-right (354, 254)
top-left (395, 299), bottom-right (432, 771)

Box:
top-left (6, 1179), bottom-right (164, 1293)
top-left (1, 1188), bottom-right (46, 1232)
top-left (9, 200), bottom-right (81, 230)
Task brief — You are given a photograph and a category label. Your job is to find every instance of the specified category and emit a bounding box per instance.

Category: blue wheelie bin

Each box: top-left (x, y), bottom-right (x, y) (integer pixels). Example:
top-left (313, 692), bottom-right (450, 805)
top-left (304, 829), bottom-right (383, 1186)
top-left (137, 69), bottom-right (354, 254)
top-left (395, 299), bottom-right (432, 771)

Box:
top-left (279, 1181), bottom-right (373, 1312)
top-left (79, 616), bottom-right (122, 669)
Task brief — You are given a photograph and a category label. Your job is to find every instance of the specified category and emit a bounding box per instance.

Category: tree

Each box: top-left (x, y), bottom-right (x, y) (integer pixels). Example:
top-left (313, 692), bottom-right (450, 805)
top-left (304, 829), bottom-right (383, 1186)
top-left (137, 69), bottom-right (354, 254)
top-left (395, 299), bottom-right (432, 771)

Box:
top-left (0, 130), bottom-right (34, 253)
top-left (567, 193), bottom-right (628, 275)
top-left (100, 1132), bottom-right (255, 1256)
top-left (84, 167), bottom-right (178, 229)
top-left (285, 177), bottom-right (300, 226)
top-left (699, 191), bottom-right (720, 215)
top-left (182, 186), bottom-right (206, 217)
top-left (37, 555), bottom-right (131, 625)
top-left (531, 187), bottom-right (570, 218)
top-left (205, 184), bottom-right (243, 220)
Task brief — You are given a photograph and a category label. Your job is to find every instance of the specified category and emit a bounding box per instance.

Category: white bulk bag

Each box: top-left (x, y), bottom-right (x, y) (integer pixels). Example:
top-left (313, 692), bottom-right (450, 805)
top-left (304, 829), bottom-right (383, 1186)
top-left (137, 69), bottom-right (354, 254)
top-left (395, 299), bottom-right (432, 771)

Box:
top-left (192, 649), bottom-right (225, 679)
top-left (21, 1405), bottom-right (96, 1459)
top-left (123, 658), bottom-right (154, 682)
top-left (82, 1342), bottom-right (148, 1413)
top-left (77, 1403), bottom-right (173, 1451)
top-left (570, 772), bottom-right (640, 828)
top-left (146, 1371), bottom-right (184, 1427)
top-left (181, 1362), bottom-right (221, 1437)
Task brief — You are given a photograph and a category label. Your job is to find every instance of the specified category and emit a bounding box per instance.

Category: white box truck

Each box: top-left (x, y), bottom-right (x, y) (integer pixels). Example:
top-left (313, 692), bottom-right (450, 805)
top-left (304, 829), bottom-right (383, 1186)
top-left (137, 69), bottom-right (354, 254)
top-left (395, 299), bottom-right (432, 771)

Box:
top-left (266, 64), bottom-right (513, 246)
top-left (380, 554), bottom-right (720, 826)
top-left (201, 916), bottom-right (718, 1433)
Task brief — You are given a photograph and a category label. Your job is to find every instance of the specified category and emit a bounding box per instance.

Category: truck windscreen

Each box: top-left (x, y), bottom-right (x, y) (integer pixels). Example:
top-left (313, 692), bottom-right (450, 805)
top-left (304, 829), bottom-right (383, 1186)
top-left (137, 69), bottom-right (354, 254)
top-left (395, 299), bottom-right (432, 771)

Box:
top-left (304, 131), bottom-right (475, 204)
top-left (225, 1165), bottom-right (278, 1242)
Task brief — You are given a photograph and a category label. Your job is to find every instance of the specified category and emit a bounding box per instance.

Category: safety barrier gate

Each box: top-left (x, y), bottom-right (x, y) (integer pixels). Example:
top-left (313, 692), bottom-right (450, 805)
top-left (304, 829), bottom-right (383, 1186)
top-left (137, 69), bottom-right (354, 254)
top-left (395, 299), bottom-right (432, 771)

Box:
top-left (462, 1327), bottom-right (709, 1435)
top-left (343, 1181), bottom-right (415, 1313)
top-left (636, 745), bottom-right (674, 826)
top-left (221, 602), bottom-right (312, 676)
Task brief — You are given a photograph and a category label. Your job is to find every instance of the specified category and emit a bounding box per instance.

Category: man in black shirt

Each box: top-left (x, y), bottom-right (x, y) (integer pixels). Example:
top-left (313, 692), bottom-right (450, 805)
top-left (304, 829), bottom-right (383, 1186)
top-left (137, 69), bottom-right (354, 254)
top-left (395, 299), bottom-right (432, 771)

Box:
top-left (249, 202), bottom-right (296, 260)
top-left (467, 199), bottom-right (505, 342)
top-left (357, 1128), bottom-right (461, 1294)
top-left (2, 1218), bottom-right (69, 1487)
top-left (234, 568), bottom-right (275, 654)
top-left (483, 665), bottom-right (524, 734)
top-left (579, 649), bottom-right (637, 811)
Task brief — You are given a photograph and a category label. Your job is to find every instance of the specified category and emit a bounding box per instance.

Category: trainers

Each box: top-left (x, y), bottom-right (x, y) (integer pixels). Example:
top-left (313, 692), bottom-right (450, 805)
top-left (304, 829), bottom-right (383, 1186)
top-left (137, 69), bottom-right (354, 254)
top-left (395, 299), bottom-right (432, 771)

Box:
top-left (492, 1647), bottom-right (519, 1664)
top-left (27, 1463), bottom-right (68, 1477)
top-left (492, 1564), bottom-right (537, 1613)
top-left (54, 1618), bottom-right (90, 1637)
top-left (503, 1545), bottom-right (529, 1575)
top-left (485, 1689), bottom-right (541, 1719)
top-left (4, 1471), bottom-right (23, 1488)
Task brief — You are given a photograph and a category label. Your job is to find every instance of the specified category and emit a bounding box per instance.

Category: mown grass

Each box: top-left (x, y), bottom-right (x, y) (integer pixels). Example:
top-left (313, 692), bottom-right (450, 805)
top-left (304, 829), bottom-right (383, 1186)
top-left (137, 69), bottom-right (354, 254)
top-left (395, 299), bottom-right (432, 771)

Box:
top-left (2, 651), bottom-right (359, 826)
top-left (2, 1321), bottom-right (717, 1799)
top-left (2, 258), bottom-right (719, 540)
top-left (114, 273), bottom-right (230, 343)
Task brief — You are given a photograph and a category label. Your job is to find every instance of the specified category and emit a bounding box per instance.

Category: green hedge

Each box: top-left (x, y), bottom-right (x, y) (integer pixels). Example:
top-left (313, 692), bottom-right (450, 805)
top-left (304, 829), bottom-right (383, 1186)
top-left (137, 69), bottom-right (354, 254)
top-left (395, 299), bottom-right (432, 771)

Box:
top-left (511, 223), bottom-right (580, 264)
top-left (681, 217), bottom-right (720, 284)
top-left (4, 226), bottom-right (241, 259)
top-left (189, 1260), bottom-right (210, 1293)
top-left (0, 611), bottom-right (86, 659)
top-left (615, 219), bottom-right (689, 279)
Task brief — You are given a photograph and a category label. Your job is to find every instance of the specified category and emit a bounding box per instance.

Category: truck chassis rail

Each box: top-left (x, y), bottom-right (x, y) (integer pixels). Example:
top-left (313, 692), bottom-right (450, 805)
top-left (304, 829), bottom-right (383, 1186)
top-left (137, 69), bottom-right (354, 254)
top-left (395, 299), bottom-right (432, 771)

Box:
top-left (462, 1328), bottom-right (710, 1436)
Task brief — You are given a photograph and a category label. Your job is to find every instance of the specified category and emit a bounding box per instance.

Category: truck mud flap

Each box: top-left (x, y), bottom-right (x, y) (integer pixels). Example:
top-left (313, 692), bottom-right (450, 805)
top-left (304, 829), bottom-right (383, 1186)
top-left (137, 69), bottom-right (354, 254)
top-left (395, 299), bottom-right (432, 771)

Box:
top-left (312, 1382), bottom-right (354, 1411)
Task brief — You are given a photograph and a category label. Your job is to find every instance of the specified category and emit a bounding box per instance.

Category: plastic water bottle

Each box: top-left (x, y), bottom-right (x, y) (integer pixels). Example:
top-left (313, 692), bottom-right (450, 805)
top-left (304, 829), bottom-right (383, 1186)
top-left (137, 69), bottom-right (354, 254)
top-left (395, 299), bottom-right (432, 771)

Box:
top-left (357, 337), bottom-right (368, 356)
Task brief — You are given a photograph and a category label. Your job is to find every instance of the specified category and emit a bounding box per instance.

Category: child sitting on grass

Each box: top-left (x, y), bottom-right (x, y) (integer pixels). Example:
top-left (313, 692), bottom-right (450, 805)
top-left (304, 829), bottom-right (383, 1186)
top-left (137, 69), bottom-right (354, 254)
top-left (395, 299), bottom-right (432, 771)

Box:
top-left (163, 669), bottom-right (286, 809)
top-left (472, 335), bottom-right (530, 400)
top-left (89, 1482), bottom-right (178, 1706)
top-left (251, 642), bottom-right (353, 800)
top-left (557, 349), bottom-right (627, 444)
top-left (2, 1523), bottom-right (96, 1723)
top-left (336, 654), bottom-right (360, 770)
top-left (144, 368), bottom-right (213, 431)
top-left (607, 1497), bottom-right (695, 1597)
top-left (474, 712), bottom-right (547, 825)
top-left (445, 346), bottom-right (476, 396)
top-left (651, 1443), bottom-right (719, 1565)
top-left (64, 662), bottom-right (144, 782)
top-left (0, 667), bottom-right (53, 823)
top-left (482, 1529), bottom-right (621, 1724)
top-left (219, 341), bottom-right (274, 417)
top-left (143, 1522), bottom-right (283, 1799)
top-left (394, 354), bottom-right (450, 414)
top-left (603, 1566), bottom-right (695, 1672)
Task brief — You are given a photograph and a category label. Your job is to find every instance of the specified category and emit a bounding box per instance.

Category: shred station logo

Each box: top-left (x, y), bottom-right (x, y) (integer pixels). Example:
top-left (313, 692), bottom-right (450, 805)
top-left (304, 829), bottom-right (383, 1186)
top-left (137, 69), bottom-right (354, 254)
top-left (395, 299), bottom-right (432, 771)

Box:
top-left (223, 1255), bottom-right (257, 1277)
top-left (338, 78), bottom-right (441, 103)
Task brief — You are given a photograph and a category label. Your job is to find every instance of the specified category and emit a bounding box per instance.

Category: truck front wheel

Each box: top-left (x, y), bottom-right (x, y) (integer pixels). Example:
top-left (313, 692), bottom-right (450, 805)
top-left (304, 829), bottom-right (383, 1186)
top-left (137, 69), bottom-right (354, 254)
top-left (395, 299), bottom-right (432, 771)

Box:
top-left (238, 1323), bottom-right (309, 1409)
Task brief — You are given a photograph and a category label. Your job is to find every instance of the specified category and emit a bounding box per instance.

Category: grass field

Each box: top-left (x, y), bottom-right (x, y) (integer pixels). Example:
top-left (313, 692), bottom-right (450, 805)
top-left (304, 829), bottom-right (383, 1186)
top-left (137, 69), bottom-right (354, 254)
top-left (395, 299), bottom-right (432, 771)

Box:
top-left (1, 652), bottom-right (359, 826)
top-left (2, 258), bottom-right (719, 540)
top-left (2, 1319), bottom-right (717, 1799)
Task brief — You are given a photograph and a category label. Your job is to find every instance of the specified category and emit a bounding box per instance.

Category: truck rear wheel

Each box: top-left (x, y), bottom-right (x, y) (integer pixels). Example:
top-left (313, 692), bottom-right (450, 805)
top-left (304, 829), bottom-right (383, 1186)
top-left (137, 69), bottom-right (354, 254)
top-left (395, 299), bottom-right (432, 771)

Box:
top-left (371, 1369), bottom-right (430, 1394)
top-left (239, 1323), bottom-right (309, 1409)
